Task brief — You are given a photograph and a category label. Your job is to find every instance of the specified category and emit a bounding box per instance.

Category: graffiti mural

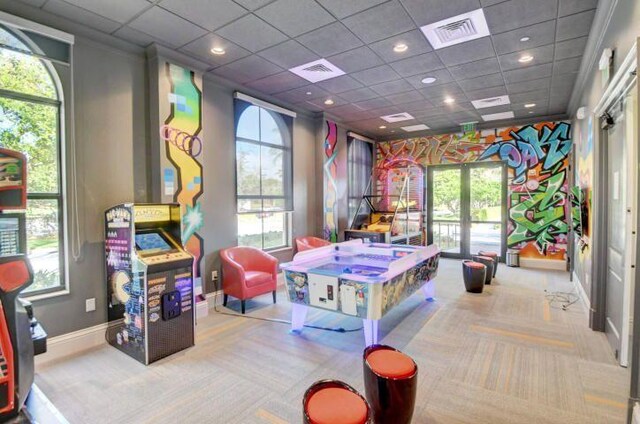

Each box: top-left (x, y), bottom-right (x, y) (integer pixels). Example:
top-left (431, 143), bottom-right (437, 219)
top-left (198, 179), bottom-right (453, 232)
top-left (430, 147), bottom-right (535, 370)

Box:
top-left (160, 63), bottom-right (204, 283)
top-left (323, 121), bottom-right (338, 242)
top-left (375, 122), bottom-right (572, 260)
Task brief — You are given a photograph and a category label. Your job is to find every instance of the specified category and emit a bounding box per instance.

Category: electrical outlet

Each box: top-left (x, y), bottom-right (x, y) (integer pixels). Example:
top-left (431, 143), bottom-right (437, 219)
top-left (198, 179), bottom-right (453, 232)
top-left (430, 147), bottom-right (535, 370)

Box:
top-left (212, 270), bottom-right (218, 281)
top-left (85, 298), bottom-right (96, 312)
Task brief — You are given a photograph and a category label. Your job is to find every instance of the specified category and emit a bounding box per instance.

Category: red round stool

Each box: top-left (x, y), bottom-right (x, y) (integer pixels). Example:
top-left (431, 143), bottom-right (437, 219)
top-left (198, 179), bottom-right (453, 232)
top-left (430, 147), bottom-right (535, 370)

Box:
top-left (303, 380), bottom-right (371, 424)
top-left (472, 255), bottom-right (494, 284)
top-left (478, 250), bottom-right (499, 278)
top-left (363, 344), bottom-right (417, 424)
top-left (462, 260), bottom-right (486, 293)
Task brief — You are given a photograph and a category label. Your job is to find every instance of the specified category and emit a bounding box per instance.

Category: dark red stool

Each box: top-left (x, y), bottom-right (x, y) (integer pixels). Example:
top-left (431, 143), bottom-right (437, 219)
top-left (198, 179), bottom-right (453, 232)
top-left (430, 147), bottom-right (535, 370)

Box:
top-left (462, 260), bottom-right (486, 293)
top-left (363, 344), bottom-right (417, 424)
top-left (478, 250), bottom-right (499, 277)
top-left (303, 379), bottom-right (371, 424)
top-left (472, 255), bottom-right (494, 285)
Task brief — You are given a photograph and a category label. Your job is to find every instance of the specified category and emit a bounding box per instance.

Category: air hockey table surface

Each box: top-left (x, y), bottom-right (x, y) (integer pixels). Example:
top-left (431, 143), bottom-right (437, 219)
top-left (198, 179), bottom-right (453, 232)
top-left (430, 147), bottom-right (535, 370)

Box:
top-left (280, 239), bottom-right (440, 346)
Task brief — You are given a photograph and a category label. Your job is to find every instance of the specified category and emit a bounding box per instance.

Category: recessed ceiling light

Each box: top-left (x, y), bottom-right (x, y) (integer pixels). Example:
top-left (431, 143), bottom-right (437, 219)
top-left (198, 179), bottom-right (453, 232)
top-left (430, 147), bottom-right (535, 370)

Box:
top-left (518, 54), bottom-right (534, 63)
top-left (421, 77), bottom-right (437, 84)
top-left (324, 99), bottom-right (334, 105)
top-left (528, 111), bottom-right (534, 114)
top-left (444, 97), bottom-right (455, 104)
top-left (520, 36), bottom-right (530, 42)
top-left (210, 47), bottom-right (226, 55)
top-left (524, 103), bottom-right (536, 108)
top-left (393, 43), bottom-right (408, 53)
top-left (379, 125), bottom-right (387, 129)
top-left (306, 91), bottom-right (312, 95)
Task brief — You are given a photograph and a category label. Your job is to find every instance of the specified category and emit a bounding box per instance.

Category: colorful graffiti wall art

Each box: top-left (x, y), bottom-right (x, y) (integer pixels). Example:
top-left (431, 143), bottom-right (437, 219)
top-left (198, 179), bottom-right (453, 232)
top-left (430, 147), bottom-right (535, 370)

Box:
top-left (323, 120), bottom-right (339, 242)
top-left (375, 122), bottom-right (572, 260)
top-left (159, 62), bottom-right (204, 283)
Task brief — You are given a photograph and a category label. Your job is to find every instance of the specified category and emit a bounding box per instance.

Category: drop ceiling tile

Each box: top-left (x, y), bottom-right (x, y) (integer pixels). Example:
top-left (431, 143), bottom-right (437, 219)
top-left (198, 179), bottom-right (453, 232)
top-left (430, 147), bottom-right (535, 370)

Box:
top-left (385, 90), bottom-right (427, 105)
top-left (556, 9), bottom-right (596, 41)
top-left (370, 79), bottom-right (414, 96)
top-left (553, 57), bottom-right (582, 76)
top-left (128, 6), bottom-right (208, 47)
top-left (559, 0), bottom-right (598, 17)
top-left (257, 40), bottom-right (319, 69)
top-left (397, 99), bottom-right (435, 113)
top-left (315, 0), bottom-right (389, 19)
top-left (63, 0), bottom-right (150, 23)
top-left (343, 1), bottom-right (414, 44)
top-left (275, 85), bottom-right (331, 103)
top-left (484, 0), bottom-right (558, 35)
top-left (211, 54), bottom-right (283, 83)
top-left (316, 75), bottom-right (364, 94)
top-left (329, 103), bottom-right (373, 116)
top-left (369, 30), bottom-right (433, 63)
top-left (509, 89), bottom-right (549, 103)
top-left (436, 37), bottom-right (495, 67)
top-left (514, 109), bottom-right (541, 118)
top-left (491, 20), bottom-right (556, 55)
top-left (339, 110), bottom-right (379, 122)
top-left (405, 69), bottom-right (455, 89)
top-left (351, 65), bottom-right (400, 86)
top-left (15, 0), bottom-right (47, 7)
top-left (390, 52), bottom-right (445, 77)
top-left (448, 57), bottom-right (501, 80)
top-left (339, 88), bottom-right (380, 102)
top-left (233, 0), bottom-right (271, 10)
top-left (548, 95), bottom-right (569, 111)
top-left (420, 81), bottom-right (464, 100)
top-left (498, 44), bottom-right (554, 71)
top-left (398, 0), bottom-right (481, 27)
top-left (503, 63), bottom-right (553, 84)
top-left (245, 71), bottom-right (309, 94)
top-left (255, 0), bottom-right (335, 37)
top-left (369, 105), bottom-right (403, 117)
top-left (327, 46), bottom-right (384, 73)
top-left (181, 33), bottom-right (251, 65)
top-left (353, 97), bottom-right (393, 110)
top-left (551, 73), bottom-right (576, 95)
top-left (159, 0), bottom-right (246, 31)
top-left (448, 110), bottom-right (482, 122)
top-left (43, 0), bottom-right (121, 33)
top-left (297, 22), bottom-right (363, 57)
top-left (506, 77), bottom-right (550, 94)
top-left (113, 26), bottom-right (156, 47)
top-left (305, 96), bottom-right (349, 109)
top-left (554, 36), bottom-right (588, 61)
top-left (216, 14), bottom-right (287, 52)
top-left (464, 85), bottom-right (507, 101)
top-left (458, 73), bottom-right (505, 92)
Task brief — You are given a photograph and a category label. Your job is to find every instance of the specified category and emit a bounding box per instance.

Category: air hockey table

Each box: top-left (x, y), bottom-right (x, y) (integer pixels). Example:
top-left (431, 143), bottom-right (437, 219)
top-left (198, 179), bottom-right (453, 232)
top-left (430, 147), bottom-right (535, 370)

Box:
top-left (280, 240), bottom-right (440, 346)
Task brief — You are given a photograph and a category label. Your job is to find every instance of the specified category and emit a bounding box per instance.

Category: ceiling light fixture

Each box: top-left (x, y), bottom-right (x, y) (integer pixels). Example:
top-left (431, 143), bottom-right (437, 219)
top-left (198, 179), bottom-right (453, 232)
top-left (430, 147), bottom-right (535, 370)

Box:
top-left (210, 47), bottom-right (226, 55)
top-left (444, 97), bottom-right (455, 104)
top-left (306, 91), bottom-right (312, 95)
top-left (518, 54), bottom-right (534, 63)
top-left (524, 103), bottom-right (536, 108)
top-left (393, 43), bottom-right (408, 53)
top-left (379, 125), bottom-right (387, 129)
top-left (421, 76), bottom-right (437, 84)
top-left (520, 36), bottom-right (530, 42)
top-left (324, 99), bottom-right (334, 105)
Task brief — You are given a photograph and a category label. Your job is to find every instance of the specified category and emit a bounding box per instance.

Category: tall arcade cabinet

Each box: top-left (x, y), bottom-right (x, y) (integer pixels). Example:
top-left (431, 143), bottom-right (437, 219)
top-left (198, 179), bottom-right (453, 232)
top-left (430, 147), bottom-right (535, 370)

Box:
top-left (105, 203), bottom-right (194, 365)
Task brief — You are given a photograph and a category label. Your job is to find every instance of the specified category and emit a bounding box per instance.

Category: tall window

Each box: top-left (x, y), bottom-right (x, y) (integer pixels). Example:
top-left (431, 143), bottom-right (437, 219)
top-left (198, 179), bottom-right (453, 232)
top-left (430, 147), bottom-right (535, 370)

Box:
top-left (234, 98), bottom-right (293, 250)
top-left (348, 137), bottom-right (373, 228)
top-left (0, 25), bottom-right (66, 294)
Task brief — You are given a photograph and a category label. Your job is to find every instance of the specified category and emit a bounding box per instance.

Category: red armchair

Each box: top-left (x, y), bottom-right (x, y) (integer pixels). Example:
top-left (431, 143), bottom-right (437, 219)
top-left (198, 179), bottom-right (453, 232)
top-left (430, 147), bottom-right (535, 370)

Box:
top-left (295, 236), bottom-right (331, 253)
top-left (219, 246), bottom-right (278, 314)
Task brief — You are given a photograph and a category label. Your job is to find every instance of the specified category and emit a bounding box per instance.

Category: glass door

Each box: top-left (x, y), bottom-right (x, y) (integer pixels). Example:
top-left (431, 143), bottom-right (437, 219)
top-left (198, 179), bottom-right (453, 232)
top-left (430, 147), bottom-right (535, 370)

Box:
top-left (427, 166), bottom-right (462, 258)
top-left (469, 163), bottom-right (507, 258)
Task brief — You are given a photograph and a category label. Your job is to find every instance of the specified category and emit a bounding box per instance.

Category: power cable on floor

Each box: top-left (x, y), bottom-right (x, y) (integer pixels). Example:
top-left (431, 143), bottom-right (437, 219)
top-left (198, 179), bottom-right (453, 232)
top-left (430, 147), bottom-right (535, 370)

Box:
top-left (544, 288), bottom-right (580, 311)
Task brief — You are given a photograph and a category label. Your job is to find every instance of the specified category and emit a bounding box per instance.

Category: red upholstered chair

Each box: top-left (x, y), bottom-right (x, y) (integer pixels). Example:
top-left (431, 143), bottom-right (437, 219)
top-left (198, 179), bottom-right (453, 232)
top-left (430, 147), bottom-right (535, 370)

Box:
top-left (295, 236), bottom-right (331, 253)
top-left (220, 246), bottom-right (278, 314)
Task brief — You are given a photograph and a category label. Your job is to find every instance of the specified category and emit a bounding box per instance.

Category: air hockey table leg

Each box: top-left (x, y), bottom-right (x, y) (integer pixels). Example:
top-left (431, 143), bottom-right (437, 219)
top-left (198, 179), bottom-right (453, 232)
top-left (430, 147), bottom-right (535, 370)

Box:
top-left (422, 279), bottom-right (435, 302)
top-left (363, 319), bottom-right (379, 346)
top-left (290, 303), bottom-right (308, 333)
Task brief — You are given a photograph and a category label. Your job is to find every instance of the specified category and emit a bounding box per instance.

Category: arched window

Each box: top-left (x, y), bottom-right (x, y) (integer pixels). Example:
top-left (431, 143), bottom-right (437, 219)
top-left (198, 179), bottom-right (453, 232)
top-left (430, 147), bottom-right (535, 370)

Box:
top-left (0, 24), bottom-right (65, 294)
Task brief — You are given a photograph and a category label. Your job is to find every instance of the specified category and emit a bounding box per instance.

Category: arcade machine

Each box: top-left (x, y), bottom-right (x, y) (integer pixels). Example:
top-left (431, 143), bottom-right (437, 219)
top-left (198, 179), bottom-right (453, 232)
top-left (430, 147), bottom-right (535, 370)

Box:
top-left (0, 148), bottom-right (47, 419)
top-left (345, 166), bottom-right (424, 245)
top-left (105, 203), bottom-right (195, 365)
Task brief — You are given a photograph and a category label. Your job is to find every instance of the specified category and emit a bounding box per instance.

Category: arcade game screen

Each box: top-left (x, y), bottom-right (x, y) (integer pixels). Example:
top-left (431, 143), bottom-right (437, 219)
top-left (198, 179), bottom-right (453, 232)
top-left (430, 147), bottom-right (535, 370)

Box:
top-left (135, 232), bottom-right (173, 254)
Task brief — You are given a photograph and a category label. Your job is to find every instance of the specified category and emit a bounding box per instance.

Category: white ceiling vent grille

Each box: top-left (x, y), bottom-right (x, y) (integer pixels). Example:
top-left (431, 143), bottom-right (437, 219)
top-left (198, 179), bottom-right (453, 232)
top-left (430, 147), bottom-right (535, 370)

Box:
top-left (420, 9), bottom-right (490, 49)
top-left (380, 112), bottom-right (415, 123)
top-left (289, 59), bottom-right (345, 83)
top-left (482, 111), bottom-right (515, 122)
top-left (401, 124), bottom-right (430, 132)
top-left (471, 95), bottom-right (511, 109)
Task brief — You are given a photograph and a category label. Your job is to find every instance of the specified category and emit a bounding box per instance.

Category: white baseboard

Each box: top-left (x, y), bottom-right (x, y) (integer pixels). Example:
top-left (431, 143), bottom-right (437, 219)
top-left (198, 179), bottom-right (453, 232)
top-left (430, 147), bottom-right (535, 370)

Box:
top-left (196, 298), bottom-right (209, 318)
top-left (520, 257), bottom-right (567, 271)
top-left (35, 323), bottom-right (108, 367)
top-left (633, 402), bottom-right (640, 424)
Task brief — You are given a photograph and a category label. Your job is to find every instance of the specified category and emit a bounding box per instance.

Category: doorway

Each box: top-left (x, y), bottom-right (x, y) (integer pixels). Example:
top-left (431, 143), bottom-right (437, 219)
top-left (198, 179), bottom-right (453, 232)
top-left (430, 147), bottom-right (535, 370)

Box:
top-left (427, 163), bottom-right (507, 260)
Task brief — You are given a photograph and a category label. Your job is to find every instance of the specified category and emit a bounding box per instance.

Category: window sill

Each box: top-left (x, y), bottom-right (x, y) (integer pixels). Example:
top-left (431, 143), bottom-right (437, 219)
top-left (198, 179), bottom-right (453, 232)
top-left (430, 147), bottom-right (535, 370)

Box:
top-left (23, 289), bottom-right (70, 302)
top-left (266, 246), bottom-right (292, 254)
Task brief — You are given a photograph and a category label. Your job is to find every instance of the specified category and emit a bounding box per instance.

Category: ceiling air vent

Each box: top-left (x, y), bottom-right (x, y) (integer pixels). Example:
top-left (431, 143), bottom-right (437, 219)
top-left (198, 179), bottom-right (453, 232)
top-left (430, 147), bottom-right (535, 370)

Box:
top-left (471, 95), bottom-right (511, 109)
top-left (380, 112), bottom-right (414, 123)
top-left (401, 124), bottom-right (430, 132)
top-left (420, 9), bottom-right (490, 49)
top-left (289, 59), bottom-right (345, 83)
top-left (482, 111), bottom-right (515, 122)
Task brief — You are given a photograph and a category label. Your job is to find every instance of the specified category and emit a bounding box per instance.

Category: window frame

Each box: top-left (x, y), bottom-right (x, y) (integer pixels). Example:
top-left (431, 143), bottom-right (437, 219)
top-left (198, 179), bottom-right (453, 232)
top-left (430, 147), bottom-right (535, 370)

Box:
top-left (0, 24), bottom-right (68, 298)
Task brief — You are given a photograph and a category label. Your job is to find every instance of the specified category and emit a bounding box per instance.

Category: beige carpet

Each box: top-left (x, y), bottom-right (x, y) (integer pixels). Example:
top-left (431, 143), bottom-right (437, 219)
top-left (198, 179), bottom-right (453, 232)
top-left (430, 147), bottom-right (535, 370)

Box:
top-left (35, 259), bottom-right (629, 423)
